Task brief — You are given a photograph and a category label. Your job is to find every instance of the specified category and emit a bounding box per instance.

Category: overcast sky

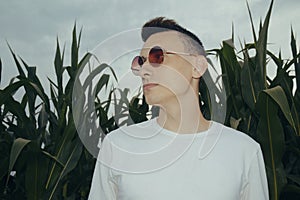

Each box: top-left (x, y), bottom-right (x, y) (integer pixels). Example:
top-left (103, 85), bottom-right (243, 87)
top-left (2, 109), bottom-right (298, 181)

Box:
top-left (0, 0), bottom-right (299, 89)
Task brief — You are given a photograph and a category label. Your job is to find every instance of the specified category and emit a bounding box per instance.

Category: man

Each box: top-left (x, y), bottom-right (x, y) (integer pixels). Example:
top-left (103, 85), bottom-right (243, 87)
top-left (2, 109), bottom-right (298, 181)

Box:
top-left (88, 17), bottom-right (269, 200)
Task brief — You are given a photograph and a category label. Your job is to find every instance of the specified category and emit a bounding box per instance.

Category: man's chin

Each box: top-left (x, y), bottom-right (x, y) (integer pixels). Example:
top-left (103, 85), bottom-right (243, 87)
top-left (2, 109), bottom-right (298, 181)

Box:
top-left (144, 95), bottom-right (159, 106)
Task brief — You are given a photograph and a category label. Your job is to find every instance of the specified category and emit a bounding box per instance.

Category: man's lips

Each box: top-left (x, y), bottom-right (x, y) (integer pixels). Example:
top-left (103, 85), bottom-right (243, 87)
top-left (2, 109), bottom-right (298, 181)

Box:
top-left (143, 83), bottom-right (158, 90)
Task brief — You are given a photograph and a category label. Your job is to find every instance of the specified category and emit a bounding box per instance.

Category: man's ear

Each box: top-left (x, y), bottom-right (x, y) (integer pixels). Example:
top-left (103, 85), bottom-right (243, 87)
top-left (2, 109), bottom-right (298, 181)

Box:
top-left (192, 55), bottom-right (208, 79)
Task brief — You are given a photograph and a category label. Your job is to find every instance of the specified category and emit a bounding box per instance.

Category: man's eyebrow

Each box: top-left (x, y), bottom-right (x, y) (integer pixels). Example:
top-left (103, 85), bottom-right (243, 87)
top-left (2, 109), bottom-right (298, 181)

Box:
top-left (139, 47), bottom-right (151, 56)
top-left (139, 50), bottom-right (147, 57)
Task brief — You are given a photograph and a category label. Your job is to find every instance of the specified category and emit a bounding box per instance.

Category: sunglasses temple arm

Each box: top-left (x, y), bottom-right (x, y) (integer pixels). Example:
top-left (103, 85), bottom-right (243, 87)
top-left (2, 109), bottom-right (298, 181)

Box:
top-left (166, 51), bottom-right (197, 56)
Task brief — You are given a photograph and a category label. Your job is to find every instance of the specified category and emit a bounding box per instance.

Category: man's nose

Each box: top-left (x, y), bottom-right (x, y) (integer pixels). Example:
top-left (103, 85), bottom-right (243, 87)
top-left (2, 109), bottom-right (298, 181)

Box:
top-left (138, 63), bottom-right (153, 78)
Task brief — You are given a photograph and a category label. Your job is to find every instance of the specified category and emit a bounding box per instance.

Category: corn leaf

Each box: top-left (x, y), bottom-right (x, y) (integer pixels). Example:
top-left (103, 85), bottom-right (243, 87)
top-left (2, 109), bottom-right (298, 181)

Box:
top-left (241, 55), bottom-right (257, 110)
top-left (48, 140), bottom-right (82, 200)
top-left (264, 86), bottom-right (297, 134)
top-left (6, 138), bottom-right (31, 186)
top-left (255, 0), bottom-right (274, 89)
top-left (25, 142), bottom-right (48, 200)
top-left (0, 58), bottom-right (2, 84)
top-left (256, 89), bottom-right (287, 200)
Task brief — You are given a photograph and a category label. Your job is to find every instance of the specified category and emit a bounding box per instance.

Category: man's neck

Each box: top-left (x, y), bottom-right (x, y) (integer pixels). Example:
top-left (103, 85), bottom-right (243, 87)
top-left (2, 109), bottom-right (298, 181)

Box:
top-left (156, 90), bottom-right (210, 134)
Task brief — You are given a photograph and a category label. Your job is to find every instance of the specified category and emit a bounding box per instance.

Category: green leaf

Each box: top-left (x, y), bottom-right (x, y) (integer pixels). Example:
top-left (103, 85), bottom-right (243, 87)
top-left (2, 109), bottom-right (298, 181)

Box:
top-left (199, 73), bottom-right (212, 120)
top-left (255, 0), bottom-right (274, 89)
top-left (256, 90), bottom-right (287, 200)
top-left (95, 74), bottom-right (110, 95)
top-left (77, 52), bottom-right (92, 74)
top-left (6, 138), bottom-right (31, 186)
top-left (54, 38), bottom-right (65, 99)
top-left (246, 1), bottom-right (257, 42)
top-left (26, 67), bottom-right (38, 121)
top-left (45, 118), bottom-right (77, 190)
top-left (287, 175), bottom-right (300, 186)
top-left (25, 142), bottom-right (48, 200)
top-left (41, 151), bottom-right (64, 167)
top-left (82, 63), bottom-right (112, 90)
top-left (263, 86), bottom-right (297, 134)
top-left (38, 104), bottom-right (48, 142)
top-left (71, 23), bottom-right (79, 73)
top-left (0, 58), bottom-right (2, 84)
top-left (3, 96), bottom-right (35, 139)
top-left (220, 40), bottom-right (241, 95)
top-left (48, 140), bottom-right (83, 200)
top-left (0, 136), bottom-right (11, 180)
top-left (241, 55), bottom-right (257, 110)
top-left (38, 104), bottom-right (48, 129)
top-left (7, 42), bottom-right (26, 78)
top-left (49, 83), bottom-right (58, 111)
top-left (267, 50), bottom-right (284, 70)
top-left (290, 27), bottom-right (300, 95)
top-left (0, 81), bottom-right (24, 106)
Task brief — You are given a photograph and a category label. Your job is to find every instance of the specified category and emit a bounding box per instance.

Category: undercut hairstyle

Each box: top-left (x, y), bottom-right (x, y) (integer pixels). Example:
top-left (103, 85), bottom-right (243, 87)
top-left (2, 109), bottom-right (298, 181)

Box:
top-left (141, 17), bottom-right (206, 56)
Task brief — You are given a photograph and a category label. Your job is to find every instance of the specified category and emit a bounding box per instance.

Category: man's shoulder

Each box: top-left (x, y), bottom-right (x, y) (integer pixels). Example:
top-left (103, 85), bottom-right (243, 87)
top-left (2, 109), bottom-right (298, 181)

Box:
top-left (103, 119), bottom-right (156, 147)
top-left (104, 119), bottom-right (261, 153)
top-left (216, 121), bottom-right (260, 152)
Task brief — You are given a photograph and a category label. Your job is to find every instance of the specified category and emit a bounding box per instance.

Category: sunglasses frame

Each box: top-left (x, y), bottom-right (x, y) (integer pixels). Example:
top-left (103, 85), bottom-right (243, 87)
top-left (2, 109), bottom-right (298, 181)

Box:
top-left (131, 46), bottom-right (197, 75)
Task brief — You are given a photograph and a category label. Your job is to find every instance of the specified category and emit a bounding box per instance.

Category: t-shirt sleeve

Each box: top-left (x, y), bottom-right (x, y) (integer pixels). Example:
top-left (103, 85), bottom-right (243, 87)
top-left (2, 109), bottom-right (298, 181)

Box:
top-left (241, 146), bottom-right (269, 200)
top-left (88, 135), bottom-right (118, 200)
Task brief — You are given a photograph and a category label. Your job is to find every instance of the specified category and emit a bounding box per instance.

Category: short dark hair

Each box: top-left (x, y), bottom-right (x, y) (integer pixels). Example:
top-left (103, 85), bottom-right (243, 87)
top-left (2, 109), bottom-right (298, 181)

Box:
top-left (141, 17), bottom-right (206, 56)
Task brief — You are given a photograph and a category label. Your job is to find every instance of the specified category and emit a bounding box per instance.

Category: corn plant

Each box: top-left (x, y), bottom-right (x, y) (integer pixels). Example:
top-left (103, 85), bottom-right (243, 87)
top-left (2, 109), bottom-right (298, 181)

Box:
top-left (209, 0), bottom-right (300, 199)
top-left (0, 21), bottom-right (155, 199)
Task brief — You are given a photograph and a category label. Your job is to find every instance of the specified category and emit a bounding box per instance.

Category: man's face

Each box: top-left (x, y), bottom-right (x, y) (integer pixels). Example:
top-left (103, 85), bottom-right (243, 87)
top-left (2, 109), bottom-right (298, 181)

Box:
top-left (137, 31), bottom-right (196, 106)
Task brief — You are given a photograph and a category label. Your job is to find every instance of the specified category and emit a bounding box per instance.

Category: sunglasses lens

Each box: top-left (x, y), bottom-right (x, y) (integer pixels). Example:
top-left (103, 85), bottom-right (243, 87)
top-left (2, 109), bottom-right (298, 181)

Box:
top-left (131, 56), bottom-right (141, 75)
top-left (131, 46), bottom-right (164, 75)
top-left (131, 56), bottom-right (140, 68)
top-left (149, 46), bottom-right (164, 65)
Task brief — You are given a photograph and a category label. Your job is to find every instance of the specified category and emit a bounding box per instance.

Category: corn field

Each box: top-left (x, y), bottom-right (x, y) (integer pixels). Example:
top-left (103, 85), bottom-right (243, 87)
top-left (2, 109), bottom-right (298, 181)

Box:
top-left (0, 1), bottom-right (300, 199)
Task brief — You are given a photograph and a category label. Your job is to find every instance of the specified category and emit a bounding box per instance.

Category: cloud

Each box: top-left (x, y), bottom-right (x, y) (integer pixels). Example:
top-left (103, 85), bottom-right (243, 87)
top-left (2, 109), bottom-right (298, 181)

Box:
top-left (0, 0), bottom-right (299, 88)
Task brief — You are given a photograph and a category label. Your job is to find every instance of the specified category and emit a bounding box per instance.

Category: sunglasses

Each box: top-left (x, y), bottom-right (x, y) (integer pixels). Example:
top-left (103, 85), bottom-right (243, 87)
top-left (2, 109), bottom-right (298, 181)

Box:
top-left (131, 46), bottom-right (197, 76)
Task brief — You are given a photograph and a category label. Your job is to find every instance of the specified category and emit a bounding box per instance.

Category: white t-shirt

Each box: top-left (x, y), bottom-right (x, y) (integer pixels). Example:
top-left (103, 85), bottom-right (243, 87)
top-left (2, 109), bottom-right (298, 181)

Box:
top-left (88, 118), bottom-right (269, 200)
